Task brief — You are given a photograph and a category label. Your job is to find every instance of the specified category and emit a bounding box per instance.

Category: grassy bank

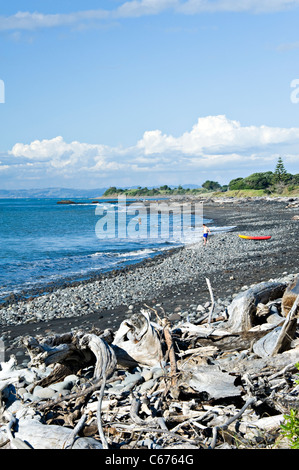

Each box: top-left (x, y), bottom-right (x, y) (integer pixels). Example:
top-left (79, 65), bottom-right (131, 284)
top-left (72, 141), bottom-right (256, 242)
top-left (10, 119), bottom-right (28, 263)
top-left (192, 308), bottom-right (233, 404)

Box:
top-left (101, 186), bottom-right (299, 200)
top-left (212, 187), bottom-right (299, 198)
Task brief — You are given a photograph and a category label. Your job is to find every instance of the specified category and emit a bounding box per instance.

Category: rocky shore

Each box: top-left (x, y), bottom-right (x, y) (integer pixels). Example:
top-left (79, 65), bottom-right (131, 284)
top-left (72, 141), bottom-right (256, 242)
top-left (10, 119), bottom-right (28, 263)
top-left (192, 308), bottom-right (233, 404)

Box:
top-left (0, 196), bottom-right (299, 450)
top-left (0, 196), bottom-right (298, 365)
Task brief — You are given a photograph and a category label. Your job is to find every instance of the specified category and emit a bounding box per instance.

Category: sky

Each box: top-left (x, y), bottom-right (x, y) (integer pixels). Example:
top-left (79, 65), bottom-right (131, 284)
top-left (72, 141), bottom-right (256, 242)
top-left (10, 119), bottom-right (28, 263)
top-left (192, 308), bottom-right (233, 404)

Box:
top-left (1, 0), bottom-right (299, 190)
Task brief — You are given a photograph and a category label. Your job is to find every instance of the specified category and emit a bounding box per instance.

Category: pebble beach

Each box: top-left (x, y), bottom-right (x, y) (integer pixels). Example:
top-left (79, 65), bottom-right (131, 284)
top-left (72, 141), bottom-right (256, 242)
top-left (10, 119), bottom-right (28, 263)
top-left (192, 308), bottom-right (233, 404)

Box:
top-left (1, 196), bottom-right (298, 364)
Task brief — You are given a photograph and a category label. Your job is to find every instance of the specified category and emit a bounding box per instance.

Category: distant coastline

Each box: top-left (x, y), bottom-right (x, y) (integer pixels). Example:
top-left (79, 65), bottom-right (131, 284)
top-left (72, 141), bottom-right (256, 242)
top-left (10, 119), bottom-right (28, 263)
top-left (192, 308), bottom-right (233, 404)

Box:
top-left (1, 162), bottom-right (299, 201)
top-left (101, 163), bottom-right (299, 199)
top-left (99, 188), bottom-right (299, 199)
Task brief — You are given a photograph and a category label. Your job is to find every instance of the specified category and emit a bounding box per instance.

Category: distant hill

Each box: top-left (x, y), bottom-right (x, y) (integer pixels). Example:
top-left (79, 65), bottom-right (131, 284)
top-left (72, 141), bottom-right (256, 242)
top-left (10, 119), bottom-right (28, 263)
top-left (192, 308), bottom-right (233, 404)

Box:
top-left (0, 185), bottom-right (202, 199)
top-left (0, 188), bottom-right (108, 198)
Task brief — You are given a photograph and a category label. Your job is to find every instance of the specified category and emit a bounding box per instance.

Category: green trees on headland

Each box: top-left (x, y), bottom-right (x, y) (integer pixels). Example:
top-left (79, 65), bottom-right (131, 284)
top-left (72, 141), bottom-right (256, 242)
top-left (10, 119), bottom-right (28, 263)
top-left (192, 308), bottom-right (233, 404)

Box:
top-left (201, 180), bottom-right (222, 191)
top-left (229, 172), bottom-right (274, 190)
top-left (103, 185), bottom-right (205, 197)
top-left (229, 158), bottom-right (298, 193)
top-left (103, 158), bottom-right (298, 197)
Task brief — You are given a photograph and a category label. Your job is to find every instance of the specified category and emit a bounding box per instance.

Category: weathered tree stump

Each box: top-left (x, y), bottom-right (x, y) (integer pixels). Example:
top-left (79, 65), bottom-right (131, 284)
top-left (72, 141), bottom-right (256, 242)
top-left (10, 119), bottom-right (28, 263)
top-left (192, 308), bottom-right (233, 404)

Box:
top-left (226, 281), bottom-right (287, 332)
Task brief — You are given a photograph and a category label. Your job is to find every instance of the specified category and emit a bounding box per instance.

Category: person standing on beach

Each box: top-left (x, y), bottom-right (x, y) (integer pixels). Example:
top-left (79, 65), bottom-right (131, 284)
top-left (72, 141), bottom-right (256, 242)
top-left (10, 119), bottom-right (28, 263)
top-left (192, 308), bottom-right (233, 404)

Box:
top-left (202, 224), bottom-right (211, 245)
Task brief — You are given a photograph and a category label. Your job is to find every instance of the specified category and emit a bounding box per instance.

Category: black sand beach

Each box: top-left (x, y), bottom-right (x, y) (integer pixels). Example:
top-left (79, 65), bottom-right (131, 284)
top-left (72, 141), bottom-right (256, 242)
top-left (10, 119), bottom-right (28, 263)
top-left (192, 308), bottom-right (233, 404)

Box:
top-left (1, 197), bottom-right (298, 363)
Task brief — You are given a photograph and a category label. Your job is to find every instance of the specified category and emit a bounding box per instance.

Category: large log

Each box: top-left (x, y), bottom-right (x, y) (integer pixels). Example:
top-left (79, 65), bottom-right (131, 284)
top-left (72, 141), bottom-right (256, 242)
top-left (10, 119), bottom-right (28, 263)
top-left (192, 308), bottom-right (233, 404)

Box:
top-left (22, 331), bottom-right (116, 380)
top-left (282, 275), bottom-right (299, 316)
top-left (179, 364), bottom-right (242, 400)
top-left (226, 281), bottom-right (287, 332)
top-left (79, 334), bottom-right (116, 380)
top-left (172, 322), bottom-right (232, 339)
top-left (23, 333), bottom-right (92, 371)
top-left (271, 294), bottom-right (299, 356)
top-left (215, 347), bottom-right (299, 376)
top-left (253, 293), bottom-right (299, 358)
top-left (112, 311), bottom-right (164, 368)
top-left (10, 418), bottom-right (103, 449)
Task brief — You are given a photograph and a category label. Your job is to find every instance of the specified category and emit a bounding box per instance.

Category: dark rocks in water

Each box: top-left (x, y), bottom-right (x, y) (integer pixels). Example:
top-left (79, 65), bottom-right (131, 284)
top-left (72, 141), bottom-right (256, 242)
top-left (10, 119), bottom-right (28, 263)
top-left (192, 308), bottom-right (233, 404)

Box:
top-left (57, 200), bottom-right (76, 205)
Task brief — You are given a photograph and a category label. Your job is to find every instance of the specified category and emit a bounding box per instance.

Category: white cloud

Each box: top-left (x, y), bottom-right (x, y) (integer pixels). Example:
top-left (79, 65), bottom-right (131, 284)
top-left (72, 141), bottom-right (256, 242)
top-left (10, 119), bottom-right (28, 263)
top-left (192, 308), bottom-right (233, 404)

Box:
top-left (12, 136), bottom-right (93, 157)
top-left (3, 115), bottom-right (299, 187)
top-left (177, 0), bottom-right (299, 14)
top-left (0, 10), bottom-right (109, 31)
top-left (136, 115), bottom-right (299, 155)
top-left (1, 1), bottom-right (299, 32)
top-left (115, 0), bottom-right (178, 18)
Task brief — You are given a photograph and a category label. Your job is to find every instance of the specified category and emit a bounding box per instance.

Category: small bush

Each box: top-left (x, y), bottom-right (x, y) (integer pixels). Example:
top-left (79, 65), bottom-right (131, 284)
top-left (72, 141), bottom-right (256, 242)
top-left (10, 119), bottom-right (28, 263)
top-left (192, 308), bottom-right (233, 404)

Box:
top-left (280, 363), bottom-right (299, 449)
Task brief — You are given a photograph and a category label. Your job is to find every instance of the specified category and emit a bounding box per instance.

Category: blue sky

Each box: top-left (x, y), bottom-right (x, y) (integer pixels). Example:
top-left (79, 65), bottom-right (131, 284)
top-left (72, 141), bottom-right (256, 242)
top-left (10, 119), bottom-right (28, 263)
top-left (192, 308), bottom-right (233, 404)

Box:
top-left (1, 0), bottom-right (299, 189)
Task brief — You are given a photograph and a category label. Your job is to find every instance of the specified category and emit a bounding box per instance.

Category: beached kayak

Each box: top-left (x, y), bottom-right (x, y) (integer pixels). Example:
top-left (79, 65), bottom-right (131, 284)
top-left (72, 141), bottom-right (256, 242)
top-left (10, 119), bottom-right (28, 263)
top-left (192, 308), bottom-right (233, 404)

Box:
top-left (238, 234), bottom-right (272, 240)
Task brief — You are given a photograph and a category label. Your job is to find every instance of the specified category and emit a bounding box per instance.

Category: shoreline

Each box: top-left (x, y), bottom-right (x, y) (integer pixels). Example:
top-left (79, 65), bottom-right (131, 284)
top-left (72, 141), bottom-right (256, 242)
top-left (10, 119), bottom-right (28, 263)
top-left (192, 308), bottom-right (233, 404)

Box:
top-left (1, 194), bottom-right (297, 308)
top-left (1, 197), bottom-right (298, 364)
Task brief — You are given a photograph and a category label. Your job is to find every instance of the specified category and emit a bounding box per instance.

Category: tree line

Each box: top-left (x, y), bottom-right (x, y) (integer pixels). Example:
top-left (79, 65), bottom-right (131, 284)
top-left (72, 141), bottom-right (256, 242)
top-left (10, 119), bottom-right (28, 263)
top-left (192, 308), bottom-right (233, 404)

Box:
top-left (196, 157), bottom-right (298, 193)
top-left (103, 185), bottom-right (203, 197)
top-left (103, 158), bottom-right (298, 196)
top-left (228, 157), bottom-right (298, 191)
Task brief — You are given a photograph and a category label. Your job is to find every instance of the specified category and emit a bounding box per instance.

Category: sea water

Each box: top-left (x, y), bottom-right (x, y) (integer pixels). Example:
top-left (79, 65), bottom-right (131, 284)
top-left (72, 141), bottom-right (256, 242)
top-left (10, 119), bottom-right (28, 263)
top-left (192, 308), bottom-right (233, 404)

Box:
top-left (0, 198), bottom-right (229, 303)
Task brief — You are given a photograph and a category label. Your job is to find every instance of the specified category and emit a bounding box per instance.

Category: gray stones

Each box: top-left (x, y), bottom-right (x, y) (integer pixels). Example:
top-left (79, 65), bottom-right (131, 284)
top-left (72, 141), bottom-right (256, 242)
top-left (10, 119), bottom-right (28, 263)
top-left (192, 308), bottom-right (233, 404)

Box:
top-left (0, 197), bottom-right (298, 335)
top-left (15, 374), bottom-right (81, 404)
top-left (0, 231), bottom-right (236, 326)
top-left (33, 386), bottom-right (56, 400)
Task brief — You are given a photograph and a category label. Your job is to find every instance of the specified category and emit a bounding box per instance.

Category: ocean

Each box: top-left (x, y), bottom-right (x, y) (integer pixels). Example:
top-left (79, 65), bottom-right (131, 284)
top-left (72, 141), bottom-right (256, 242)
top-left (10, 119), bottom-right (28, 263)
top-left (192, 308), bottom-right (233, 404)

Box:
top-left (0, 198), bottom-right (229, 303)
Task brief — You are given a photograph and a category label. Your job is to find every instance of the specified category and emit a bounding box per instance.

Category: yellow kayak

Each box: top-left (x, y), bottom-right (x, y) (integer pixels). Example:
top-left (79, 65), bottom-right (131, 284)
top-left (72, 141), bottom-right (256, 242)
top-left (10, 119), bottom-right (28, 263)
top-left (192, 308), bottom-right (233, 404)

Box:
top-left (238, 234), bottom-right (271, 240)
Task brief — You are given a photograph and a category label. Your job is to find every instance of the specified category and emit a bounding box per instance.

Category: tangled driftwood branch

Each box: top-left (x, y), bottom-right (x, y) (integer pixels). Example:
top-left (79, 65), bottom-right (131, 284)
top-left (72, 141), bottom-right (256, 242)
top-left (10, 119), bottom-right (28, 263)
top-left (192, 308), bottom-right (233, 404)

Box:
top-left (0, 276), bottom-right (298, 449)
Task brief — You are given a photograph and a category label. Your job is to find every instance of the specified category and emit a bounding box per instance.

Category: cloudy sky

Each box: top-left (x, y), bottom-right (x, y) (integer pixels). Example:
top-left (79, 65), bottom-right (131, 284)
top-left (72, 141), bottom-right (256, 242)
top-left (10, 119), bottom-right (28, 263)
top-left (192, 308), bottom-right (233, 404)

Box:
top-left (1, 0), bottom-right (299, 189)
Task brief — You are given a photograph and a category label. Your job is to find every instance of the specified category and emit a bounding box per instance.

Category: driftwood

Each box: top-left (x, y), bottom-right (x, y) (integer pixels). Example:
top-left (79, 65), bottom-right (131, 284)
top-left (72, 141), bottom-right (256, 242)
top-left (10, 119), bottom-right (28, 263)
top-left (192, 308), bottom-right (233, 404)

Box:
top-left (282, 276), bottom-right (299, 316)
top-left (23, 333), bottom-right (92, 371)
top-left (9, 418), bottom-right (103, 449)
top-left (79, 334), bottom-right (116, 380)
top-left (178, 364), bottom-right (242, 400)
top-left (23, 331), bottom-right (116, 379)
top-left (210, 397), bottom-right (257, 449)
top-left (162, 318), bottom-right (178, 392)
top-left (0, 276), bottom-right (298, 449)
top-left (253, 294), bottom-right (299, 358)
top-left (112, 311), bottom-right (164, 368)
top-left (271, 294), bottom-right (299, 355)
top-left (226, 281), bottom-right (287, 332)
top-left (206, 278), bottom-right (215, 324)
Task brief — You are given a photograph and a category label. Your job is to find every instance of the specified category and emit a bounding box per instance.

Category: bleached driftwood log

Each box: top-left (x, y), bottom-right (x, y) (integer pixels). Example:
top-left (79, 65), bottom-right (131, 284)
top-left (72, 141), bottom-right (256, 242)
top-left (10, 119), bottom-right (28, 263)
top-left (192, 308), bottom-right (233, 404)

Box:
top-left (215, 347), bottom-right (299, 377)
top-left (238, 414), bottom-right (285, 436)
top-left (206, 278), bottom-right (215, 324)
top-left (226, 281), bottom-right (287, 332)
top-left (172, 322), bottom-right (232, 339)
top-left (23, 333), bottom-right (93, 371)
top-left (282, 276), bottom-right (299, 316)
top-left (1, 333), bottom-right (117, 449)
top-left (79, 334), bottom-right (116, 380)
top-left (0, 356), bottom-right (37, 386)
top-left (178, 364), bottom-right (242, 400)
top-left (253, 327), bottom-right (283, 358)
top-left (271, 294), bottom-right (299, 356)
top-left (0, 356), bottom-right (38, 412)
top-left (78, 334), bottom-right (117, 449)
top-left (7, 418), bottom-right (103, 449)
top-left (253, 294), bottom-right (299, 358)
top-left (112, 311), bottom-right (164, 368)
top-left (22, 331), bottom-right (116, 380)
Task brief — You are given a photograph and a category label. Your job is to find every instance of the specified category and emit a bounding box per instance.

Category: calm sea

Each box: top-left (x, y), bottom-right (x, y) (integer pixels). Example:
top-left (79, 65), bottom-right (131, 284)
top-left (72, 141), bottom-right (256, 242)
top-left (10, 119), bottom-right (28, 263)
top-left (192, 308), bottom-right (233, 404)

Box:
top-left (0, 198), bottom-right (228, 303)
